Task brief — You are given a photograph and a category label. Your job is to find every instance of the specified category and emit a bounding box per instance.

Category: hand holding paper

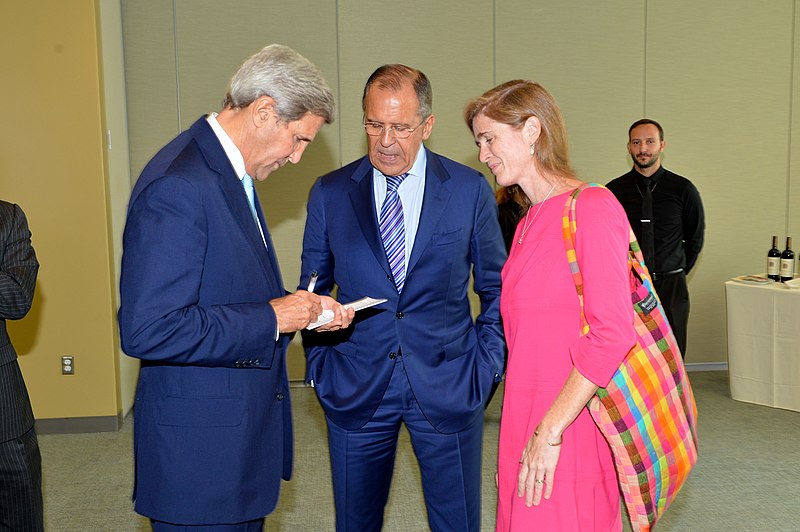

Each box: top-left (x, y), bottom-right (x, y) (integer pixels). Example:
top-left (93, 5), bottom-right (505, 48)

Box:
top-left (307, 297), bottom-right (387, 330)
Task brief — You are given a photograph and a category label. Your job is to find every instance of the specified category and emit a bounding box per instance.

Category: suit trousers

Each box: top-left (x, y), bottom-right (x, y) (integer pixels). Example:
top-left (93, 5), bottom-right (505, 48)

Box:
top-left (0, 426), bottom-right (43, 532)
top-left (326, 355), bottom-right (483, 532)
top-left (150, 518), bottom-right (264, 531)
top-left (654, 271), bottom-right (690, 358)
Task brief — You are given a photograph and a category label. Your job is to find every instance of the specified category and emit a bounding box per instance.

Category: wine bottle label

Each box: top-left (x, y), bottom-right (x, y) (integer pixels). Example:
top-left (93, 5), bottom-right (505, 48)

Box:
top-left (780, 258), bottom-right (795, 276)
top-left (767, 257), bottom-right (780, 275)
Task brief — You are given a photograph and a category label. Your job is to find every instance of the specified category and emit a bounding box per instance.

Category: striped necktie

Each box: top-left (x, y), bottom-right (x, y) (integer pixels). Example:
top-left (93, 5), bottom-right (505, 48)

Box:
top-left (379, 173), bottom-right (409, 292)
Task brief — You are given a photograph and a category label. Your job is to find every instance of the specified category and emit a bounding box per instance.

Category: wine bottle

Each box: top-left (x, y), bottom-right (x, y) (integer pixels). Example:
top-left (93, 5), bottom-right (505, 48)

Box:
top-left (767, 235), bottom-right (781, 281)
top-left (780, 236), bottom-right (795, 282)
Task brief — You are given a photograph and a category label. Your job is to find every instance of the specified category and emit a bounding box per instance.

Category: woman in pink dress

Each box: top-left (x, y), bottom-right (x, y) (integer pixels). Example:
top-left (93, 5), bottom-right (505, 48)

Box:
top-left (465, 81), bottom-right (637, 531)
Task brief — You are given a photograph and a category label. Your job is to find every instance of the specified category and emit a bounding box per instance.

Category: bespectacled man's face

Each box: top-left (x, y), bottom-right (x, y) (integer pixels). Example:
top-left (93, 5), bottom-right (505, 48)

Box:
top-left (363, 83), bottom-right (433, 177)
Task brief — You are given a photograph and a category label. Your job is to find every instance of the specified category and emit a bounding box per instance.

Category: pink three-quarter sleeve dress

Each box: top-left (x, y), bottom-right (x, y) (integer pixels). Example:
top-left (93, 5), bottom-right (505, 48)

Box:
top-left (496, 186), bottom-right (636, 531)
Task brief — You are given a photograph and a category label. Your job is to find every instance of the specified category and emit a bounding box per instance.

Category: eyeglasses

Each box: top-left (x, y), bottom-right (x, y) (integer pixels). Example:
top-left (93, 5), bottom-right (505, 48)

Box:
top-left (363, 118), bottom-right (427, 139)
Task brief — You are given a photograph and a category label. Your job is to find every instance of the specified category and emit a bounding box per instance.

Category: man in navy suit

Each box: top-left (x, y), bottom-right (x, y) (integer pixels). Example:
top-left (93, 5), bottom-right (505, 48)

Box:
top-left (301, 65), bottom-right (506, 532)
top-left (118, 44), bottom-right (352, 531)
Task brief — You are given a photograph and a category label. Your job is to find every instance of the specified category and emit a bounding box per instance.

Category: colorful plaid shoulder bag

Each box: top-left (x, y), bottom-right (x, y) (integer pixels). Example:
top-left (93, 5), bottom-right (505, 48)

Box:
top-left (562, 183), bottom-right (699, 531)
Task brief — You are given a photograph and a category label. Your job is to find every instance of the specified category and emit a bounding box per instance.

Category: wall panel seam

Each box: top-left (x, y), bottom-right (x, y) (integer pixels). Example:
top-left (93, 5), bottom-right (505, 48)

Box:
top-left (643, 0), bottom-right (648, 116)
top-left (336, 0), bottom-right (343, 167)
top-left (787, 0), bottom-right (797, 234)
top-left (172, 0), bottom-right (181, 132)
top-left (492, 0), bottom-right (496, 88)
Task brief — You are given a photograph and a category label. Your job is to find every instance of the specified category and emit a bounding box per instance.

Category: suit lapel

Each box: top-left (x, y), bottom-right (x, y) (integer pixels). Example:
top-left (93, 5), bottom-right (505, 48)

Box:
top-left (408, 150), bottom-right (450, 274)
top-left (253, 195), bottom-right (284, 290)
top-left (349, 152), bottom-right (452, 281)
top-left (349, 158), bottom-right (394, 277)
top-left (191, 118), bottom-right (283, 293)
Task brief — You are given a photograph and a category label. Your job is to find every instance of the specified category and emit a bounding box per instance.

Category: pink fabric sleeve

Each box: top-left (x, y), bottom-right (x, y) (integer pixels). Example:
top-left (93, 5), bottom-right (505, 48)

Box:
top-left (568, 186), bottom-right (637, 387)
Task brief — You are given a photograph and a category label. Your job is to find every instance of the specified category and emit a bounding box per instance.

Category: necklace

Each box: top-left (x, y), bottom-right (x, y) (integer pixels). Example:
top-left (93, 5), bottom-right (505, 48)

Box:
top-left (517, 183), bottom-right (557, 245)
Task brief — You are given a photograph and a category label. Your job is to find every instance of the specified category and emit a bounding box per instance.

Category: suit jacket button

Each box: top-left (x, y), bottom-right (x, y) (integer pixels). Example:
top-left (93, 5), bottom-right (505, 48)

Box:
top-left (388, 352), bottom-right (397, 359)
top-left (234, 360), bottom-right (241, 367)
top-left (395, 312), bottom-right (404, 319)
top-left (254, 359), bottom-right (260, 366)
top-left (276, 393), bottom-right (284, 401)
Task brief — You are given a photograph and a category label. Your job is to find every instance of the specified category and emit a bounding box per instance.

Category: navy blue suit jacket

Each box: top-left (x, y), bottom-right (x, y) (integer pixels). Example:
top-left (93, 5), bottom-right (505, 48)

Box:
top-left (118, 117), bottom-right (292, 524)
top-left (301, 150), bottom-right (506, 434)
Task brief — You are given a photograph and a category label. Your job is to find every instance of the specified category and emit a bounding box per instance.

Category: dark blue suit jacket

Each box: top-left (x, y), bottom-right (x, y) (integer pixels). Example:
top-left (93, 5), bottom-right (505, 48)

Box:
top-left (301, 150), bottom-right (506, 434)
top-left (118, 117), bottom-right (292, 524)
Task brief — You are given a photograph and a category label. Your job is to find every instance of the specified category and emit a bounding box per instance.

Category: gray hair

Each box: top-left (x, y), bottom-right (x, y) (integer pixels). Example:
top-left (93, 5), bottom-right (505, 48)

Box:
top-left (362, 64), bottom-right (432, 120)
top-left (223, 44), bottom-right (335, 124)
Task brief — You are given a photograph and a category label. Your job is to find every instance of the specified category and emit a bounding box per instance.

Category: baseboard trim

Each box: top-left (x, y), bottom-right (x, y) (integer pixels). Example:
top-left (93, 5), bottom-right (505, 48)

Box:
top-left (35, 412), bottom-right (123, 434)
top-left (685, 362), bottom-right (728, 372)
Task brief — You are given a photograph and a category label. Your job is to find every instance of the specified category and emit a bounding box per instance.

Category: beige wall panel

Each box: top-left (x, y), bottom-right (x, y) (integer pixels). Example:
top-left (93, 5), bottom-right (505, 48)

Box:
top-left (121, 0), bottom-right (180, 181)
top-left (172, 0), bottom-right (340, 378)
top-left (99, 0), bottom-right (136, 417)
top-left (495, 1), bottom-right (646, 182)
top-left (337, 0), bottom-right (495, 172)
top-left (647, 1), bottom-right (794, 362)
top-left (790, 1), bottom-right (800, 242)
top-left (117, 0), bottom-right (800, 378)
top-left (1, 1), bottom-right (120, 418)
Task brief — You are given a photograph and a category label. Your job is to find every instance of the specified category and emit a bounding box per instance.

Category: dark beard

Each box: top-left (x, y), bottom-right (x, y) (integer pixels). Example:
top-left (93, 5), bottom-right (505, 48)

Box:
top-left (633, 155), bottom-right (658, 169)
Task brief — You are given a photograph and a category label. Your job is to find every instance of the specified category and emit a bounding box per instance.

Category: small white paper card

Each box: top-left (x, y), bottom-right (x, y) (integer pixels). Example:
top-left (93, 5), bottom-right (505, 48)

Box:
top-left (307, 297), bottom-right (388, 329)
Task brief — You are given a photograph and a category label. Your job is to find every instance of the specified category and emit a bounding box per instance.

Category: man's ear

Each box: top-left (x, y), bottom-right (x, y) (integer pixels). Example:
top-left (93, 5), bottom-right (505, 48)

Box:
top-left (251, 95), bottom-right (277, 127)
top-left (421, 114), bottom-right (435, 141)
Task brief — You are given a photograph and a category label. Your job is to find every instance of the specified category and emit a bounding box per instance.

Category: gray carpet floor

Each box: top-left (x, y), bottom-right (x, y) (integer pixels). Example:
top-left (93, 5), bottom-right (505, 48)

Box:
top-left (38, 371), bottom-right (800, 531)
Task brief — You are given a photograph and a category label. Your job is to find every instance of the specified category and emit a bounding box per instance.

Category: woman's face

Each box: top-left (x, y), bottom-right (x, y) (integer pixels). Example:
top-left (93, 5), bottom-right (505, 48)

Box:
top-left (472, 113), bottom-right (534, 187)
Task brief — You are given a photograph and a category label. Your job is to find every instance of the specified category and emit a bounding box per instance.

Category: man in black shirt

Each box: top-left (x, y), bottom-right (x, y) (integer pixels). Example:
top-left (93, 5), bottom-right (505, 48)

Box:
top-left (606, 119), bottom-right (704, 358)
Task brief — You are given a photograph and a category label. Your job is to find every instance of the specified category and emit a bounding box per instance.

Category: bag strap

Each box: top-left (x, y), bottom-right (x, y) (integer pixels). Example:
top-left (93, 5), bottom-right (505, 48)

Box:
top-left (561, 184), bottom-right (594, 335)
top-left (561, 183), bottom-right (654, 335)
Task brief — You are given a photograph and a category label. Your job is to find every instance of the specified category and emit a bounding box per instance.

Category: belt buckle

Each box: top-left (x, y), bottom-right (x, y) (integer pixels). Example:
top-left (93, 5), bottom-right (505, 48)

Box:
top-left (653, 269), bottom-right (682, 281)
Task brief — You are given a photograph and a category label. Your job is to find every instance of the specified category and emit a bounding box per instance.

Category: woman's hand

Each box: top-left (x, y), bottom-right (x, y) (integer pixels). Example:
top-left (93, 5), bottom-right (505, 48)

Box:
top-left (517, 428), bottom-right (562, 507)
top-left (515, 368), bottom-right (598, 506)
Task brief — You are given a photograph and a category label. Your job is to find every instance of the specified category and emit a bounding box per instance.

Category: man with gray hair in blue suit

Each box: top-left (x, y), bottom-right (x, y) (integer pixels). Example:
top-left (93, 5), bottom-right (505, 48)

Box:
top-left (119, 44), bottom-right (353, 531)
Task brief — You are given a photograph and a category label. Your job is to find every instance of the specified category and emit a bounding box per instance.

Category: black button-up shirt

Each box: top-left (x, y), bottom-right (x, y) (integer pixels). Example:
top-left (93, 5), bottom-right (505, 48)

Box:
top-left (606, 166), bottom-right (705, 273)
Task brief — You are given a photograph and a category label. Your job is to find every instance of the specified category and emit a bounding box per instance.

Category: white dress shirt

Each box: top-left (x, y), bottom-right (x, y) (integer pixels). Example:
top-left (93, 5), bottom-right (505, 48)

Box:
top-left (372, 144), bottom-right (427, 270)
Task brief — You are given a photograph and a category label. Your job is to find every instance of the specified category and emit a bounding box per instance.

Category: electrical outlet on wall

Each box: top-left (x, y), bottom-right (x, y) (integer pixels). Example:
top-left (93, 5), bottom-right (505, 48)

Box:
top-left (61, 356), bottom-right (74, 375)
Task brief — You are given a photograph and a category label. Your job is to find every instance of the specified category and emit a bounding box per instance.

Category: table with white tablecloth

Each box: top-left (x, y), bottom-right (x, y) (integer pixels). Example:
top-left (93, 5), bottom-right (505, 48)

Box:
top-left (725, 279), bottom-right (800, 412)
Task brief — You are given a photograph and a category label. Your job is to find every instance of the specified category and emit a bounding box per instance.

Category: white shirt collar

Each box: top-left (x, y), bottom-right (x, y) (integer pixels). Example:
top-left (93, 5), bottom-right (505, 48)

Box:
top-left (406, 144), bottom-right (427, 179)
top-left (372, 144), bottom-right (427, 181)
top-left (206, 113), bottom-right (247, 181)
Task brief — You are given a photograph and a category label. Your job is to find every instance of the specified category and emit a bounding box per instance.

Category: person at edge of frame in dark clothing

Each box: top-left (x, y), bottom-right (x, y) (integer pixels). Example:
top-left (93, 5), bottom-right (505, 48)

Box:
top-left (0, 199), bottom-right (43, 532)
top-left (606, 118), bottom-right (705, 358)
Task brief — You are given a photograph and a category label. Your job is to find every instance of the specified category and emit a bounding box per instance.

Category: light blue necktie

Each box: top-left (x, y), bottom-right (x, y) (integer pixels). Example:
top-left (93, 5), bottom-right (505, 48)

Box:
top-left (242, 173), bottom-right (268, 250)
top-left (242, 173), bottom-right (260, 226)
top-left (379, 173), bottom-right (409, 292)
